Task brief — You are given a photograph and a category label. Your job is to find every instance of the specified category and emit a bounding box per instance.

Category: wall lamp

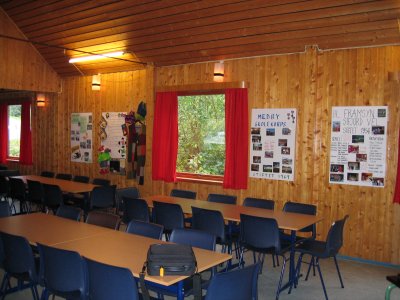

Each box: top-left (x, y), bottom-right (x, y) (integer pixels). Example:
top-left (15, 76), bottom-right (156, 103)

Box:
top-left (92, 74), bottom-right (101, 91)
top-left (69, 51), bottom-right (124, 63)
top-left (213, 61), bottom-right (224, 82)
top-left (36, 93), bottom-right (45, 107)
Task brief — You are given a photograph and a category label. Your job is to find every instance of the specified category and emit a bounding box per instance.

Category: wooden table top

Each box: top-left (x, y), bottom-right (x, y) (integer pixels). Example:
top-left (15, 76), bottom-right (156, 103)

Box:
top-left (13, 175), bottom-right (98, 193)
top-left (144, 195), bottom-right (323, 232)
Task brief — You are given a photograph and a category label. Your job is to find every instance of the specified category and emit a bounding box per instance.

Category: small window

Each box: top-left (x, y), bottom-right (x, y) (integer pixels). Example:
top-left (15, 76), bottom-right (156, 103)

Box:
top-left (7, 104), bottom-right (21, 158)
top-left (177, 94), bottom-right (225, 179)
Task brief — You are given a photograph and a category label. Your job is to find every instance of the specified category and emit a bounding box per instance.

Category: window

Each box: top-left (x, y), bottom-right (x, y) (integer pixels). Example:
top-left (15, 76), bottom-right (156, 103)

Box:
top-left (7, 104), bottom-right (21, 158)
top-left (176, 94), bottom-right (225, 178)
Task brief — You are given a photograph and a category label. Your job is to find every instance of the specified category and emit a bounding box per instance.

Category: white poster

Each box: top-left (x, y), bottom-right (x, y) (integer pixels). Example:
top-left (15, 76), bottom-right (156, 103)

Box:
top-left (100, 112), bottom-right (127, 159)
top-left (71, 113), bottom-right (93, 163)
top-left (249, 108), bottom-right (297, 181)
top-left (329, 106), bottom-right (388, 187)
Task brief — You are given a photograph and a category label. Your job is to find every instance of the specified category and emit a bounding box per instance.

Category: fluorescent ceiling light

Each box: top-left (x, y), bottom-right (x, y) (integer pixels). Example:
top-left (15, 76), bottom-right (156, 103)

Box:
top-left (69, 51), bottom-right (124, 63)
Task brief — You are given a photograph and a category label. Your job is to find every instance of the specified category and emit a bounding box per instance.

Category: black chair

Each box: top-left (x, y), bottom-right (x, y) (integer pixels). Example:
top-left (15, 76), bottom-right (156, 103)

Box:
top-left (27, 180), bottom-right (45, 212)
top-left (152, 201), bottom-right (184, 240)
top-left (40, 171), bottom-right (54, 178)
top-left (243, 197), bottom-right (275, 210)
top-left (126, 220), bottom-right (163, 240)
top-left (65, 175), bottom-right (90, 208)
top-left (122, 197), bottom-right (150, 223)
top-left (92, 178), bottom-right (110, 186)
top-left (8, 177), bottom-right (29, 214)
top-left (55, 173), bottom-right (72, 181)
top-left (0, 201), bottom-right (11, 217)
top-left (85, 257), bottom-right (140, 300)
top-left (0, 232), bottom-right (40, 300)
top-left (0, 176), bottom-right (9, 201)
top-left (73, 175), bottom-right (90, 183)
top-left (89, 185), bottom-right (116, 212)
top-left (282, 201), bottom-right (317, 240)
top-left (56, 205), bottom-right (82, 221)
top-left (239, 214), bottom-right (290, 300)
top-left (207, 193), bottom-right (237, 205)
top-left (170, 189), bottom-right (197, 199)
top-left (43, 184), bottom-right (64, 214)
top-left (86, 211), bottom-right (120, 230)
top-left (38, 243), bottom-right (88, 300)
top-left (204, 263), bottom-right (261, 300)
top-left (116, 187), bottom-right (140, 216)
top-left (294, 215), bottom-right (349, 300)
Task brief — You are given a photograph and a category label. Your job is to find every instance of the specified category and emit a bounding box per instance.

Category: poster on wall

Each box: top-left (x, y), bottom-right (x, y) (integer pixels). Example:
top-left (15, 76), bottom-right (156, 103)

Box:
top-left (71, 113), bottom-right (93, 163)
top-left (249, 108), bottom-right (297, 181)
top-left (329, 106), bottom-right (388, 187)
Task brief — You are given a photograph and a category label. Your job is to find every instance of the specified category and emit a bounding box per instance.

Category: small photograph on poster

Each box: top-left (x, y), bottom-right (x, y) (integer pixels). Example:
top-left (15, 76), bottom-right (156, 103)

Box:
top-left (347, 173), bottom-right (359, 181)
top-left (263, 165), bottom-right (272, 172)
top-left (282, 166), bottom-right (292, 174)
top-left (330, 164), bottom-right (344, 173)
top-left (332, 121), bottom-right (341, 132)
top-left (265, 151), bottom-right (273, 158)
top-left (251, 164), bottom-right (259, 171)
top-left (282, 128), bottom-right (291, 135)
top-left (282, 158), bottom-right (292, 165)
top-left (278, 139), bottom-right (287, 147)
top-left (253, 156), bottom-right (261, 163)
top-left (356, 154), bottom-right (367, 162)
top-left (372, 126), bottom-right (385, 135)
top-left (348, 145), bottom-right (359, 154)
top-left (352, 135), bottom-right (364, 143)
top-left (378, 109), bottom-right (386, 117)
top-left (348, 162), bottom-right (360, 171)
top-left (253, 143), bottom-right (262, 151)
top-left (281, 147), bottom-right (290, 155)
top-left (361, 173), bottom-right (373, 181)
top-left (273, 162), bottom-right (280, 173)
top-left (251, 128), bottom-right (261, 134)
top-left (330, 174), bottom-right (344, 182)
top-left (252, 135), bottom-right (261, 143)
top-left (372, 178), bottom-right (384, 186)
top-left (266, 128), bottom-right (275, 136)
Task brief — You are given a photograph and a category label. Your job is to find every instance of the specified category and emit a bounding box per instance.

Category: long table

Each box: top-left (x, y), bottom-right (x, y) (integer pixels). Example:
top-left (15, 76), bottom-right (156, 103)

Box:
top-left (144, 195), bottom-right (323, 292)
top-left (0, 213), bottom-right (231, 299)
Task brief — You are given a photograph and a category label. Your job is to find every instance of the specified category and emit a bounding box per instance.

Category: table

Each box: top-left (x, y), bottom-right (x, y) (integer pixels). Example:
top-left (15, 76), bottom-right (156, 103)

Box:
top-left (13, 175), bottom-right (98, 194)
top-left (144, 195), bottom-right (323, 292)
top-left (0, 213), bottom-right (231, 299)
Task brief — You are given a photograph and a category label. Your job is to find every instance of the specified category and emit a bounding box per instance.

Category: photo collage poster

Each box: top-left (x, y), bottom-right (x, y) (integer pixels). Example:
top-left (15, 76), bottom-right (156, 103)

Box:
top-left (250, 108), bottom-right (297, 181)
top-left (71, 113), bottom-right (93, 163)
top-left (329, 106), bottom-right (388, 187)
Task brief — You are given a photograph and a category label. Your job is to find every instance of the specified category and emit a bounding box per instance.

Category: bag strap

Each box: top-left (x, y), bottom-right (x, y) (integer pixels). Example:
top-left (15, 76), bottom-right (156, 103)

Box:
top-left (139, 264), bottom-right (151, 300)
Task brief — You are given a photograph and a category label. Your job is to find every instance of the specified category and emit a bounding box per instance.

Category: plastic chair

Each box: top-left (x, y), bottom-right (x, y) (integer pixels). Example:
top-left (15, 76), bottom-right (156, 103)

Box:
top-left (89, 185), bottom-right (116, 211)
top-left (56, 205), bottom-right (82, 221)
top-left (239, 214), bottom-right (290, 300)
top-left (116, 187), bottom-right (140, 216)
top-left (55, 173), bottom-right (72, 181)
top-left (85, 257), bottom-right (140, 300)
top-left (92, 178), bottom-right (110, 186)
top-left (243, 197), bottom-right (275, 210)
top-left (43, 184), bottom-right (64, 214)
top-left (126, 220), bottom-right (163, 240)
top-left (283, 201), bottom-right (317, 239)
top-left (170, 189), bottom-right (197, 199)
top-left (9, 177), bottom-right (29, 214)
top-left (152, 201), bottom-right (184, 240)
top-left (86, 211), bottom-right (120, 230)
top-left (122, 197), bottom-right (150, 223)
top-left (294, 215), bottom-right (349, 300)
top-left (205, 263), bottom-right (261, 300)
top-left (0, 201), bottom-right (11, 217)
top-left (0, 232), bottom-right (40, 300)
top-left (40, 171), bottom-right (54, 178)
top-left (0, 176), bottom-right (9, 201)
top-left (27, 180), bottom-right (45, 212)
top-left (207, 193), bottom-right (237, 205)
top-left (73, 175), bottom-right (90, 183)
top-left (38, 243), bottom-right (88, 300)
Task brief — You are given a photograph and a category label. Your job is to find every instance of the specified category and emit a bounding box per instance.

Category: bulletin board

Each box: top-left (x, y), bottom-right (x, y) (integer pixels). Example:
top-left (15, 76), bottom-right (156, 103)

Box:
top-left (249, 108), bottom-right (297, 181)
top-left (70, 113), bottom-right (93, 163)
top-left (329, 106), bottom-right (388, 187)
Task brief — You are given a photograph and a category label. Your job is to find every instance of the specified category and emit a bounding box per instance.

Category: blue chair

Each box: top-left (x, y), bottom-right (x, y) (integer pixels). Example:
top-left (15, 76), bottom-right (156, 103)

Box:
top-left (0, 176), bottom-right (9, 202)
top-left (27, 180), bottom-right (45, 212)
top-left (73, 175), bottom-right (89, 183)
top-left (40, 171), bottom-right (54, 178)
top-left (0, 201), bottom-right (11, 218)
top-left (8, 177), bottom-right (29, 214)
top-left (294, 215), bottom-right (349, 300)
top-left (56, 205), bottom-right (82, 221)
top-left (152, 201), bottom-right (184, 240)
top-left (55, 173), bottom-right (72, 181)
top-left (126, 220), bottom-right (163, 240)
top-left (122, 197), bottom-right (150, 223)
top-left (92, 178), bottom-right (110, 186)
top-left (116, 187), bottom-right (140, 216)
top-left (207, 193), bottom-right (237, 205)
top-left (43, 183), bottom-right (64, 214)
top-left (86, 211), bottom-right (120, 230)
top-left (38, 243), bottom-right (88, 300)
top-left (239, 214), bottom-right (290, 300)
top-left (66, 176), bottom-right (90, 209)
top-left (89, 185), bottom-right (116, 211)
top-left (243, 197), bottom-right (274, 210)
top-left (85, 257), bottom-right (140, 300)
top-left (171, 189), bottom-right (197, 199)
top-left (204, 263), bottom-right (261, 300)
top-left (282, 201), bottom-right (317, 240)
top-left (0, 232), bottom-right (40, 300)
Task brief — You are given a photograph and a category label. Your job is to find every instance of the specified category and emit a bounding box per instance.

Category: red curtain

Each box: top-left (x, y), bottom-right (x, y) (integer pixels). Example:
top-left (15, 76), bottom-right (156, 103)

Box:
top-left (19, 101), bottom-right (32, 165)
top-left (223, 88), bottom-right (249, 189)
top-left (152, 92), bottom-right (178, 182)
top-left (0, 104), bottom-right (7, 164)
top-left (394, 128), bottom-right (400, 204)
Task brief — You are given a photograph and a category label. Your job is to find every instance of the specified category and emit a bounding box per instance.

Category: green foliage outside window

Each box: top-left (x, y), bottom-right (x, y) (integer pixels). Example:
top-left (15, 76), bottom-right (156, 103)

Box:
top-left (177, 94), bottom-right (225, 175)
top-left (8, 105), bottom-right (21, 157)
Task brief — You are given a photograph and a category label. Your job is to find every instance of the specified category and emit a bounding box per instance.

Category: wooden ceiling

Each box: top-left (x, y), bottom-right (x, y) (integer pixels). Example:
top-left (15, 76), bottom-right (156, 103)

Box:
top-left (1, 0), bottom-right (399, 77)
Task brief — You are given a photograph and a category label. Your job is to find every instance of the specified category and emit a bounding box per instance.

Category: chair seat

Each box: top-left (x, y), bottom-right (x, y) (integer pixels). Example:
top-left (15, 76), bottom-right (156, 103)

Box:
top-left (386, 275), bottom-right (400, 288)
top-left (296, 239), bottom-right (331, 258)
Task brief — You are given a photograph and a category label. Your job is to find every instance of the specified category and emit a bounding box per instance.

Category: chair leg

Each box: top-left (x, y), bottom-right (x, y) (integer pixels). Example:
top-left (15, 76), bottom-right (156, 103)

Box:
top-left (333, 256), bottom-right (344, 288)
top-left (305, 256), bottom-right (315, 281)
top-left (0, 273), bottom-right (9, 299)
top-left (275, 256), bottom-right (287, 300)
top-left (316, 258), bottom-right (328, 300)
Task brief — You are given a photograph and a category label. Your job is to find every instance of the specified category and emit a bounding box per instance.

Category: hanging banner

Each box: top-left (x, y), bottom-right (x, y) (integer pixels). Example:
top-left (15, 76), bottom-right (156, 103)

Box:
top-left (249, 108), bottom-right (297, 181)
top-left (100, 112), bottom-right (127, 159)
top-left (71, 113), bottom-right (93, 163)
top-left (329, 106), bottom-right (388, 187)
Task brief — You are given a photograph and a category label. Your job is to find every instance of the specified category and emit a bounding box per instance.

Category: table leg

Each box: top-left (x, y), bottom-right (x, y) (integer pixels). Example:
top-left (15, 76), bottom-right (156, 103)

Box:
top-left (289, 230), bottom-right (296, 287)
top-left (177, 281), bottom-right (184, 300)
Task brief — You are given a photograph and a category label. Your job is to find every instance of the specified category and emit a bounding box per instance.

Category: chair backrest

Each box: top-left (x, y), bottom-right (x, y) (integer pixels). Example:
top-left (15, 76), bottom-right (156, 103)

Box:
top-left (240, 214), bottom-right (281, 251)
top-left (56, 205), bottom-right (82, 221)
top-left (55, 173), bottom-right (72, 181)
top-left (92, 178), bottom-right (110, 186)
top-left (326, 215), bottom-right (349, 256)
top-left (85, 257), bottom-right (140, 300)
top-left (8, 177), bottom-right (26, 200)
top-left (283, 201), bottom-right (317, 236)
top-left (170, 189), bottom-right (197, 199)
top-left (0, 165), bottom-right (7, 170)
top-left (116, 187), bottom-right (140, 215)
top-left (205, 263), bottom-right (260, 300)
top-left (191, 206), bottom-right (226, 242)
top-left (86, 211), bottom-right (120, 230)
top-left (126, 220), bottom-right (163, 240)
top-left (170, 228), bottom-right (216, 251)
top-left (43, 184), bottom-right (63, 207)
top-left (73, 175), bottom-right (90, 183)
top-left (122, 197), bottom-right (150, 223)
top-left (0, 201), bottom-right (11, 217)
top-left (90, 185), bottom-right (116, 209)
top-left (40, 171), bottom-right (55, 178)
top-left (207, 193), bottom-right (237, 205)
top-left (38, 243), bottom-right (87, 299)
top-left (1, 231), bottom-right (38, 282)
top-left (243, 197), bottom-right (274, 210)
top-left (152, 201), bottom-right (184, 231)
top-left (27, 180), bottom-right (44, 205)
top-left (0, 176), bottom-right (9, 195)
